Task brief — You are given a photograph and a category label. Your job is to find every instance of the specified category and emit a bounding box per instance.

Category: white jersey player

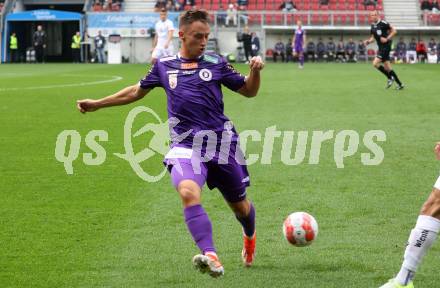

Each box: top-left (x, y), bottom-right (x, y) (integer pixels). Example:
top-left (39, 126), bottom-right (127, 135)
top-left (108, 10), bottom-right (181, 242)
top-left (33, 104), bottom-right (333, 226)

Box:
top-left (151, 8), bottom-right (175, 64)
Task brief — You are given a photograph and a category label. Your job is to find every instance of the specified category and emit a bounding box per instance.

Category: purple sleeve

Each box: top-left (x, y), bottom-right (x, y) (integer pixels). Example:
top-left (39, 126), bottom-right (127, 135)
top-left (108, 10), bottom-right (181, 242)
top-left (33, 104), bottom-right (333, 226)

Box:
top-left (139, 63), bottom-right (162, 89)
top-left (220, 58), bottom-right (246, 92)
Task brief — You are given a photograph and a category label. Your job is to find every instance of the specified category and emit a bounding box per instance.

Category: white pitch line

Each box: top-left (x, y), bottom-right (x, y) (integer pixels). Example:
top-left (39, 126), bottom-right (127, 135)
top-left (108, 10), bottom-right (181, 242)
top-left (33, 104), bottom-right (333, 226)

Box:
top-left (0, 75), bottom-right (123, 91)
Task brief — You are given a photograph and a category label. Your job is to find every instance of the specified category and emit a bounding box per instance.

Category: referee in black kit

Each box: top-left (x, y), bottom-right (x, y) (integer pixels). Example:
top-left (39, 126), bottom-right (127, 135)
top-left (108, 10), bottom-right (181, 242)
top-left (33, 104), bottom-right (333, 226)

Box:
top-left (364, 10), bottom-right (404, 90)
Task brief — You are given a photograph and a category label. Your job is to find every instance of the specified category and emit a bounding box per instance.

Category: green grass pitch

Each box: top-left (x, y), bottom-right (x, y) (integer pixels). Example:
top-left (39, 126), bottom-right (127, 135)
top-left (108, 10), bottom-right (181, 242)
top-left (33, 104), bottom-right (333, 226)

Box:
top-left (1, 62), bottom-right (440, 287)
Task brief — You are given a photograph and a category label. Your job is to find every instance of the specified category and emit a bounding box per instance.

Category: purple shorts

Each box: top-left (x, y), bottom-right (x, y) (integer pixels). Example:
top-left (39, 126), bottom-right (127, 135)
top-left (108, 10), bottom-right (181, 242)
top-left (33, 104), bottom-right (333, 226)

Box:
top-left (164, 144), bottom-right (250, 203)
top-left (294, 45), bottom-right (303, 53)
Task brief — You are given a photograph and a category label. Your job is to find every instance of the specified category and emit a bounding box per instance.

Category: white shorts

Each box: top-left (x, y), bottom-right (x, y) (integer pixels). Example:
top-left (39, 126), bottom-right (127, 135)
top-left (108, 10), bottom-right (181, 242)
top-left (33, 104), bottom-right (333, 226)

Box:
top-left (152, 45), bottom-right (174, 60)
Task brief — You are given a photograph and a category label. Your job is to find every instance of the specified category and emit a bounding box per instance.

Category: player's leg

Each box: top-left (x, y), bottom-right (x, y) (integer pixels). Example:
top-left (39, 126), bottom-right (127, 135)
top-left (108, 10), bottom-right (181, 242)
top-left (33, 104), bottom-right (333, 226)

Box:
top-left (373, 56), bottom-right (395, 88)
top-left (206, 155), bottom-right (256, 267)
top-left (168, 160), bottom-right (224, 277)
top-left (299, 50), bottom-right (305, 68)
top-left (380, 187), bottom-right (440, 288)
top-left (227, 198), bottom-right (256, 267)
top-left (383, 61), bottom-right (404, 89)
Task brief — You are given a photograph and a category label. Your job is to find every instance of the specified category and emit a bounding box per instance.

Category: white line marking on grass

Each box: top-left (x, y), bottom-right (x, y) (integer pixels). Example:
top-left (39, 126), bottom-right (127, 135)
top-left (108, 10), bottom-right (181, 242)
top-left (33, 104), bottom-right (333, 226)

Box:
top-left (0, 75), bottom-right (123, 91)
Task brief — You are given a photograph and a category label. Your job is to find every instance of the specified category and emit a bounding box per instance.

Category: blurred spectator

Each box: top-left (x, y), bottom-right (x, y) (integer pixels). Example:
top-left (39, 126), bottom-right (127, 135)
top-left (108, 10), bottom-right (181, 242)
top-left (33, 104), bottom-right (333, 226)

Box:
top-left (237, 0), bottom-right (248, 6)
top-left (421, 0), bottom-right (432, 11)
top-left (285, 39), bottom-right (293, 63)
top-left (33, 25), bottom-right (46, 63)
top-left (238, 5), bottom-right (249, 25)
top-left (94, 30), bottom-right (106, 63)
top-left (217, 4), bottom-right (226, 26)
top-left (166, 0), bottom-right (175, 11)
top-left (273, 39), bottom-right (285, 62)
top-left (363, 0), bottom-right (377, 6)
top-left (336, 40), bottom-right (346, 62)
top-left (9, 32), bottom-right (19, 63)
top-left (357, 40), bottom-right (367, 61)
top-left (416, 39), bottom-right (428, 63)
top-left (433, 0), bottom-right (440, 12)
top-left (320, 0), bottom-right (329, 5)
top-left (395, 37), bottom-right (407, 62)
top-left (242, 26), bottom-right (252, 62)
top-left (345, 38), bottom-right (356, 62)
top-left (251, 32), bottom-right (260, 56)
top-left (428, 38), bottom-right (437, 51)
top-left (279, 1), bottom-right (298, 12)
top-left (326, 37), bottom-right (336, 62)
top-left (226, 4), bottom-right (237, 27)
top-left (437, 42), bottom-right (440, 63)
top-left (155, 0), bottom-right (166, 11)
top-left (182, 0), bottom-right (195, 9)
top-left (306, 40), bottom-right (316, 62)
top-left (316, 38), bottom-right (326, 62)
top-left (406, 38), bottom-right (417, 63)
top-left (71, 31), bottom-right (81, 63)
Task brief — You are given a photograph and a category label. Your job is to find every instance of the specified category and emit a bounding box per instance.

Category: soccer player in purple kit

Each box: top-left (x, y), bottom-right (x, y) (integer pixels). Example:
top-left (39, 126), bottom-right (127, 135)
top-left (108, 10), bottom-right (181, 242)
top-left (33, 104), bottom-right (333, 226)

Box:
top-left (293, 20), bottom-right (306, 69)
top-left (76, 9), bottom-right (264, 278)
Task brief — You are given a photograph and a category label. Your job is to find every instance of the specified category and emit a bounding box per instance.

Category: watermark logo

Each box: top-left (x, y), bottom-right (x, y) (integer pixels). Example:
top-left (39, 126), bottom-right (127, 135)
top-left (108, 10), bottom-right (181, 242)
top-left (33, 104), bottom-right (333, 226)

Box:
top-left (55, 106), bottom-right (387, 182)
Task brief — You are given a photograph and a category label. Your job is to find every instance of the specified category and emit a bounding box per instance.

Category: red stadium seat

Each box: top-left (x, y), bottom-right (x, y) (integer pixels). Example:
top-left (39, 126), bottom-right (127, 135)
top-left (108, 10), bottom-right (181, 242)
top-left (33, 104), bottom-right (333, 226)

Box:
top-left (347, 14), bottom-right (355, 24)
top-left (311, 14), bottom-right (321, 24)
top-left (321, 14), bottom-right (330, 25)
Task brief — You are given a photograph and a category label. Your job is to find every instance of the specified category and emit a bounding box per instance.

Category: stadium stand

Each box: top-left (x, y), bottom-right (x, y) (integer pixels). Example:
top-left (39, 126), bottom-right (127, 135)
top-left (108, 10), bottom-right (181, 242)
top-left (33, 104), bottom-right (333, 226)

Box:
top-left (189, 0), bottom-right (384, 26)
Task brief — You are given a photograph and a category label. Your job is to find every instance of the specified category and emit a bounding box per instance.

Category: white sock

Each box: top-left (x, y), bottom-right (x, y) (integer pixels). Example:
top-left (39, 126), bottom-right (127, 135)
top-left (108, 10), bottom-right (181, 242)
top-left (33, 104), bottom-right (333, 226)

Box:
top-left (395, 215), bottom-right (440, 285)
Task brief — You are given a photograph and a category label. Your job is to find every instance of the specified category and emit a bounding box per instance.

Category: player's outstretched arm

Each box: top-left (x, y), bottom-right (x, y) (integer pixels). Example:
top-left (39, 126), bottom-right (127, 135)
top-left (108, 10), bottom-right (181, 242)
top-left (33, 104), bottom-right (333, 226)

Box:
top-left (76, 84), bottom-right (151, 113)
top-left (364, 35), bottom-right (374, 46)
top-left (238, 56), bottom-right (264, 98)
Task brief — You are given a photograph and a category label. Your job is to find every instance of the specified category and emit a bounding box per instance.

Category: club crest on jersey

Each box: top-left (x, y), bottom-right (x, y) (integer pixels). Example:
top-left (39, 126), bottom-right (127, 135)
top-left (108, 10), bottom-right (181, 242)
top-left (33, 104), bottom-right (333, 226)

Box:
top-left (181, 62), bottom-right (198, 69)
top-left (168, 73), bottom-right (178, 89)
top-left (199, 69), bottom-right (212, 81)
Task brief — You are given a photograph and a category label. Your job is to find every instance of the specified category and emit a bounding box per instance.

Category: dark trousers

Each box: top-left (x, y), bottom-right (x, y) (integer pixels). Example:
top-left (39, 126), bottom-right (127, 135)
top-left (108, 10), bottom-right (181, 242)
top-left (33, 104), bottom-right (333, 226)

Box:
top-left (35, 45), bottom-right (44, 63)
top-left (72, 48), bottom-right (81, 63)
top-left (10, 49), bottom-right (18, 63)
top-left (273, 52), bottom-right (285, 62)
top-left (244, 45), bottom-right (252, 61)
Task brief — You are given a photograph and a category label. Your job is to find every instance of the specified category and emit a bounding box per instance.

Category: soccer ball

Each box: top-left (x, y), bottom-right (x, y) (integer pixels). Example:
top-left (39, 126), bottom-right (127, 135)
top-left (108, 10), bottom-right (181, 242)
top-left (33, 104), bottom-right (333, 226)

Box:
top-left (283, 212), bottom-right (318, 247)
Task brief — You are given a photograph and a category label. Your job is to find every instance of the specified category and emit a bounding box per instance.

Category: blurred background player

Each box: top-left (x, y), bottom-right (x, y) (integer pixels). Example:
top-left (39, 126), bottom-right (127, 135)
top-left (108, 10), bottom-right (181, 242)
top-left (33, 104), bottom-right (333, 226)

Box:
top-left (293, 20), bottom-right (305, 69)
top-left (379, 142), bottom-right (440, 288)
top-left (364, 10), bottom-right (404, 90)
top-left (76, 9), bottom-right (264, 278)
top-left (151, 8), bottom-right (175, 64)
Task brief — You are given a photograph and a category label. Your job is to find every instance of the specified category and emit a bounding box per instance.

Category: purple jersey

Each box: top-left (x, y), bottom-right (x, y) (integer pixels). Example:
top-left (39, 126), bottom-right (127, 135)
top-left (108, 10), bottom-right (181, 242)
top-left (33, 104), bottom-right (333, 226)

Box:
top-left (294, 28), bottom-right (305, 51)
top-left (139, 53), bottom-right (246, 147)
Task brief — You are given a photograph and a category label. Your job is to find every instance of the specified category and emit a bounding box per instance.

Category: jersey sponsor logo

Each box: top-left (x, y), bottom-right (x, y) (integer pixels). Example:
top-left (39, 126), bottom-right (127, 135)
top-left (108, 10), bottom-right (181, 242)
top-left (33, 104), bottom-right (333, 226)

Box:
top-left (181, 62), bottom-right (198, 69)
top-left (199, 68), bottom-right (212, 81)
top-left (376, 30), bottom-right (382, 36)
top-left (160, 55), bottom-right (177, 62)
top-left (182, 70), bottom-right (196, 75)
top-left (168, 72), bottom-right (178, 89)
top-left (203, 54), bottom-right (219, 64)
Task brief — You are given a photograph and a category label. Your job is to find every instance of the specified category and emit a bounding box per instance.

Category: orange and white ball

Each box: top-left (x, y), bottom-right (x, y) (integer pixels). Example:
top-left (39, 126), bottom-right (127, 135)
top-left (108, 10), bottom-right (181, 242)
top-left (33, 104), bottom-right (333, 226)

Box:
top-left (283, 212), bottom-right (318, 247)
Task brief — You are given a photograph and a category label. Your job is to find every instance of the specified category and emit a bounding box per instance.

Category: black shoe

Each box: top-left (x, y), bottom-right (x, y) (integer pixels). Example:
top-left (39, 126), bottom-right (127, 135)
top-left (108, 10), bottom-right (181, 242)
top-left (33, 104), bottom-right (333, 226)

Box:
top-left (395, 84), bottom-right (405, 90)
top-left (386, 77), bottom-right (394, 89)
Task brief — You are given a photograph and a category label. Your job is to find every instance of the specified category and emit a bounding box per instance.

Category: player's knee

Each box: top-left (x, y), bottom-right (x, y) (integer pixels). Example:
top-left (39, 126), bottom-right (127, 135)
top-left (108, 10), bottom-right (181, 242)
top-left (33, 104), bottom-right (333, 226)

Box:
top-left (421, 188), bottom-right (440, 217)
top-left (177, 181), bottom-right (201, 206)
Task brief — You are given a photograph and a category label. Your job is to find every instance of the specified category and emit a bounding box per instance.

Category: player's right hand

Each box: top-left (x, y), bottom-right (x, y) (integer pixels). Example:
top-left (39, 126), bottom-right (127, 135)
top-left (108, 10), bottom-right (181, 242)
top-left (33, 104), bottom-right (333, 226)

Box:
top-left (434, 142), bottom-right (440, 160)
top-left (249, 56), bottom-right (264, 71)
top-left (77, 99), bottom-right (99, 113)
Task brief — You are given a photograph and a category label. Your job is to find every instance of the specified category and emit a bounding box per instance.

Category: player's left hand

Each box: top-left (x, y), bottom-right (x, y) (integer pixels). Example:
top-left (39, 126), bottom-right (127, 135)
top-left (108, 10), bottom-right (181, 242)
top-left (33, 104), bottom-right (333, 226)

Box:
top-left (249, 56), bottom-right (264, 71)
top-left (434, 142), bottom-right (440, 160)
top-left (164, 43), bottom-right (169, 49)
top-left (380, 37), bottom-right (388, 44)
